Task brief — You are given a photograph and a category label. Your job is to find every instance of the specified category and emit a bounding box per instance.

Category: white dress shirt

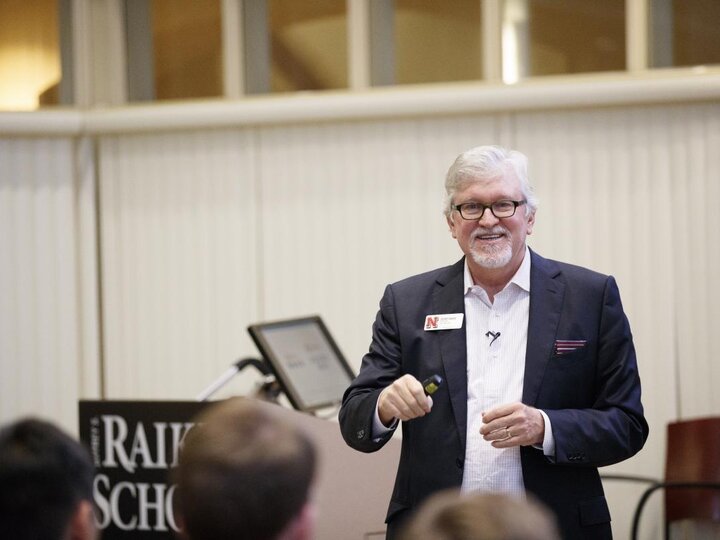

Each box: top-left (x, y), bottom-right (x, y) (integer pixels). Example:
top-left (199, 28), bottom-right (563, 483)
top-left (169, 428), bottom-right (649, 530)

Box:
top-left (461, 246), bottom-right (530, 494)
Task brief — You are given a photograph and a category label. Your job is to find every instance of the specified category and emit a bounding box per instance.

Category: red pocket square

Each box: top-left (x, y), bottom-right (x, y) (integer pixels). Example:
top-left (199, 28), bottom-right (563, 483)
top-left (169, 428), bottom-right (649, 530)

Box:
top-left (554, 339), bottom-right (587, 355)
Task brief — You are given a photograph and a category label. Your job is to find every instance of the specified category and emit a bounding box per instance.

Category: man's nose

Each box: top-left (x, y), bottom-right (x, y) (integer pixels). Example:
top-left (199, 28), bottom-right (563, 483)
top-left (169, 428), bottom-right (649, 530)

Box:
top-left (478, 208), bottom-right (500, 226)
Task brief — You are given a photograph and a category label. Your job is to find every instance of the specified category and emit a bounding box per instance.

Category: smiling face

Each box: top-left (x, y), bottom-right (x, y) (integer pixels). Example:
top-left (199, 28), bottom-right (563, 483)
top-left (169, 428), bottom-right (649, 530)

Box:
top-left (447, 172), bottom-right (535, 281)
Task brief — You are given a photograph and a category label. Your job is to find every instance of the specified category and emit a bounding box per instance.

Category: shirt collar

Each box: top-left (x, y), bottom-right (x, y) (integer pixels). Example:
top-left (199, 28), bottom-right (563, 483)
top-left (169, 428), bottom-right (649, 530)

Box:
top-left (463, 245), bottom-right (532, 294)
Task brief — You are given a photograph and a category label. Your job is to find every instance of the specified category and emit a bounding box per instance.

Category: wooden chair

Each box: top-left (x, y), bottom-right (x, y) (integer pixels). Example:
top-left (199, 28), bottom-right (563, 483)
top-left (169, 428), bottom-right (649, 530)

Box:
top-left (629, 417), bottom-right (720, 539)
top-left (664, 417), bottom-right (720, 538)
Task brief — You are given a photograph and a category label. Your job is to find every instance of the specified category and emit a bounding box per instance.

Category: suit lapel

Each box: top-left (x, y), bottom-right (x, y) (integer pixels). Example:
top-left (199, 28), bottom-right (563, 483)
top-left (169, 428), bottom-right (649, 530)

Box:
top-left (433, 259), bottom-right (468, 451)
top-left (523, 250), bottom-right (565, 405)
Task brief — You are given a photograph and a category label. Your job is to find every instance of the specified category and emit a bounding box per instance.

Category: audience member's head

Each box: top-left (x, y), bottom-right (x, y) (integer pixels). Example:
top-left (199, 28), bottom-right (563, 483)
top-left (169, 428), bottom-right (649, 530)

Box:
top-left (399, 490), bottom-right (561, 540)
top-left (173, 398), bottom-right (317, 540)
top-left (0, 417), bottom-right (97, 540)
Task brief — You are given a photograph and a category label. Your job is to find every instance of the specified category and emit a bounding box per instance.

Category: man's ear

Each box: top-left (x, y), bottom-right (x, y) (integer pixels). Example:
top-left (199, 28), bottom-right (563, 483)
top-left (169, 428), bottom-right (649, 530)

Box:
top-left (67, 500), bottom-right (98, 540)
top-left (277, 502), bottom-right (316, 540)
top-left (174, 512), bottom-right (191, 540)
top-left (526, 210), bottom-right (536, 235)
top-left (446, 215), bottom-right (457, 239)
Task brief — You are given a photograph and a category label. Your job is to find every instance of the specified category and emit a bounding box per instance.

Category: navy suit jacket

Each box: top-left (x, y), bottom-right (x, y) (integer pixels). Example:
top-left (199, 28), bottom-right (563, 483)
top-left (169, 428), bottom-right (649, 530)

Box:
top-left (339, 250), bottom-right (648, 540)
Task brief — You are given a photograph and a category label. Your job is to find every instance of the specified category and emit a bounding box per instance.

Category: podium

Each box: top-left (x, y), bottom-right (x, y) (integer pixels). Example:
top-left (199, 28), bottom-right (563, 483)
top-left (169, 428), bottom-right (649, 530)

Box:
top-left (79, 399), bottom-right (400, 540)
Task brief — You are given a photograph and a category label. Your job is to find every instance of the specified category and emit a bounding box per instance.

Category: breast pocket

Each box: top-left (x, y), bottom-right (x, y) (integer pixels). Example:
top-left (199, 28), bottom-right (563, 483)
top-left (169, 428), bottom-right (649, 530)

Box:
top-left (542, 347), bottom-right (596, 407)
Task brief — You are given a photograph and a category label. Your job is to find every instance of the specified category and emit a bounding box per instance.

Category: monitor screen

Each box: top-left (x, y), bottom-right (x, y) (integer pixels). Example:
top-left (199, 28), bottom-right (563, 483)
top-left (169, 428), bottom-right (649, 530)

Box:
top-left (247, 316), bottom-right (355, 412)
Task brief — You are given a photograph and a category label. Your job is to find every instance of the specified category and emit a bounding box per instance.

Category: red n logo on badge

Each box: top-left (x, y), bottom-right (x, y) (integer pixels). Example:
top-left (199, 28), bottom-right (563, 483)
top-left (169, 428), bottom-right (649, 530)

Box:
top-left (424, 316), bottom-right (439, 330)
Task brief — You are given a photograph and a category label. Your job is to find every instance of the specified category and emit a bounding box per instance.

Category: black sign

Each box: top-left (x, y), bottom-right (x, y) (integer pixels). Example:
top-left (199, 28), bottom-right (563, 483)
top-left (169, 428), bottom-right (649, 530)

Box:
top-left (78, 400), bottom-right (209, 539)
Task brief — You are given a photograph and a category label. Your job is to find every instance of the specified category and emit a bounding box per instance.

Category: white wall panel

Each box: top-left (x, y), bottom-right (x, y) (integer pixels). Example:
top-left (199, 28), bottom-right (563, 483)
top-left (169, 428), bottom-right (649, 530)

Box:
top-left (669, 104), bottom-right (720, 419)
top-left (4, 93), bottom-right (718, 539)
top-left (256, 117), bottom-right (498, 372)
top-left (98, 129), bottom-right (260, 400)
top-left (511, 103), bottom-right (720, 539)
top-left (0, 137), bottom-right (93, 434)
top-left (75, 137), bottom-right (102, 401)
top-left (514, 108), bottom-right (678, 439)
top-left (514, 106), bottom-right (680, 430)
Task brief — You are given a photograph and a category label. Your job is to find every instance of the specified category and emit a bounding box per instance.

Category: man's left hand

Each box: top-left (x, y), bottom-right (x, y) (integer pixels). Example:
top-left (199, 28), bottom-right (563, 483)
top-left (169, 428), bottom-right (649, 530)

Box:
top-left (480, 402), bottom-right (545, 448)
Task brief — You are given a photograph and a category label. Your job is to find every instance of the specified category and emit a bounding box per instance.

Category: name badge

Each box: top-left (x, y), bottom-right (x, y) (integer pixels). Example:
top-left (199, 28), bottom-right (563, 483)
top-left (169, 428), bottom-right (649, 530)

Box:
top-left (424, 313), bottom-right (464, 331)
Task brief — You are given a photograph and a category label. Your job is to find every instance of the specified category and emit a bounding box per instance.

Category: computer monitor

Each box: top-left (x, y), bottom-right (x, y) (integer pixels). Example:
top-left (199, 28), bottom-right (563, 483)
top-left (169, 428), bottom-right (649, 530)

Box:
top-left (247, 315), bottom-right (356, 412)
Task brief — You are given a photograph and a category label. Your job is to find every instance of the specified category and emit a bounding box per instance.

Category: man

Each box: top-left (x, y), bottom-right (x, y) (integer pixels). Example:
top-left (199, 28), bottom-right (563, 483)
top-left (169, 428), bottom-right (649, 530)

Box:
top-left (399, 489), bottom-right (561, 540)
top-left (339, 145), bottom-right (648, 540)
top-left (0, 418), bottom-right (97, 540)
top-left (173, 398), bottom-right (317, 540)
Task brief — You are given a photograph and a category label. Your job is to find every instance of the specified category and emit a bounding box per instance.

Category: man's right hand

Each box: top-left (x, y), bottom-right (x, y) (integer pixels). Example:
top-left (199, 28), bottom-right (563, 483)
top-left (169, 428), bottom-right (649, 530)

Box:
top-left (377, 374), bottom-right (433, 426)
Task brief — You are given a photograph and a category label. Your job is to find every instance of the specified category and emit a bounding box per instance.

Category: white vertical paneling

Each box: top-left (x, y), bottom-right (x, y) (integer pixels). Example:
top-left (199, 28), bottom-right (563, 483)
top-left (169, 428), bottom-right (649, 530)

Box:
top-left (511, 104), bottom-right (720, 540)
top-left (257, 117), bottom-right (497, 373)
top-left (98, 129), bottom-right (260, 399)
top-left (512, 107), bottom-right (671, 540)
top-left (0, 137), bottom-right (90, 434)
top-left (671, 103), bottom-right (720, 419)
top-left (254, 109), bottom-right (715, 539)
top-left (3, 96), bottom-right (719, 539)
top-left (704, 105), bottom-right (720, 416)
top-left (513, 106), bottom-right (678, 440)
top-left (75, 136), bottom-right (102, 399)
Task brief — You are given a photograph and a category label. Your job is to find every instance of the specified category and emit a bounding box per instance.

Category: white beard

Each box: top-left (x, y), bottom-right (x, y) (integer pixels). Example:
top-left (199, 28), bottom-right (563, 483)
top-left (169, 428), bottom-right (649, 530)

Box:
top-left (469, 227), bottom-right (513, 269)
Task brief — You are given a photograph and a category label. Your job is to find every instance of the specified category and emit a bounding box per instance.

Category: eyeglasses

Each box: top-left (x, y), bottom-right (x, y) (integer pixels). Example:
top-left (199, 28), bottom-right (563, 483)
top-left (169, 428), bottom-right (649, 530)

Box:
top-left (452, 199), bottom-right (527, 220)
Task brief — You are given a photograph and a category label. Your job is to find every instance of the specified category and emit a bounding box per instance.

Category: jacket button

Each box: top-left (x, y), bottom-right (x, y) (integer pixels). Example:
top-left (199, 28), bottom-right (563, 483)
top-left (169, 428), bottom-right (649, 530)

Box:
top-left (456, 458), bottom-right (464, 469)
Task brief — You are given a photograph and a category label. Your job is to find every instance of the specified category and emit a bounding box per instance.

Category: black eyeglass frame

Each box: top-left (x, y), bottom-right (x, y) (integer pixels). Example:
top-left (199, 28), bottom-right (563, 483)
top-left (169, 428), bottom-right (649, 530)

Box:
top-left (451, 199), bottom-right (527, 220)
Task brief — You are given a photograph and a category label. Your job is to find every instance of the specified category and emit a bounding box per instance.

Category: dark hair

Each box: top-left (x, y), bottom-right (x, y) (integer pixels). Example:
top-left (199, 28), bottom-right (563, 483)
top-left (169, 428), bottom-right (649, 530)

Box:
top-left (0, 418), bottom-right (95, 540)
top-left (173, 398), bottom-right (317, 540)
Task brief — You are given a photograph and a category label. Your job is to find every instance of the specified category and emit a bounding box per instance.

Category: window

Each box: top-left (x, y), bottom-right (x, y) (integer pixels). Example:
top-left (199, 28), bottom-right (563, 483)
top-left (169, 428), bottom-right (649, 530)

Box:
top-left (0, 0), bottom-right (62, 110)
top-left (4, 0), bottom-right (718, 108)
top-left (523, 0), bottom-right (626, 78)
top-left (127, 0), bottom-right (223, 102)
top-left (152, 0), bottom-right (223, 100)
top-left (394, 0), bottom-right (482, 85)
top-left (268, 0), bottom-right (347, 93)
top-left (651, 0), bottom-right (720, 68)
